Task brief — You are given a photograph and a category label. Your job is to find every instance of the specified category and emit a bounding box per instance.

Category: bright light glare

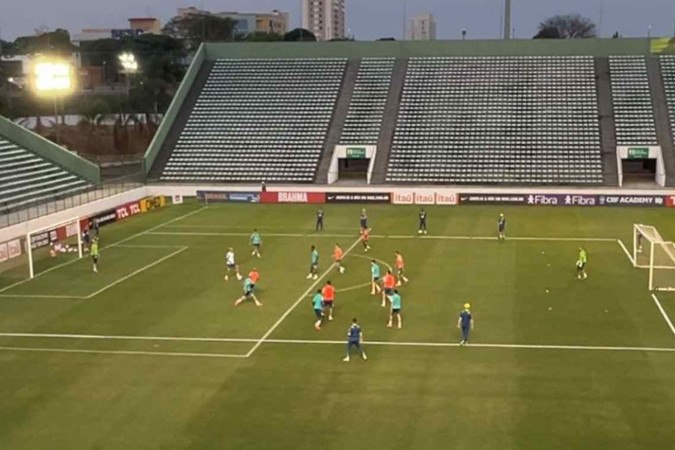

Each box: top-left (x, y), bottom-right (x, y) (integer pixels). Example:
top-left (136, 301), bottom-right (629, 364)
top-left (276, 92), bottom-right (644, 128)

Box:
top-left (33, 61), bottom-right (73, 93)
top-left (118, 53), bottom-right (138, 73)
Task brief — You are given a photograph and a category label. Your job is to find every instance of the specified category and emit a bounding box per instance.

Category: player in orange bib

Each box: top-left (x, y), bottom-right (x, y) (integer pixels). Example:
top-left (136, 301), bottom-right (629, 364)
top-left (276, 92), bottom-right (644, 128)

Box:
top-left (360, 227), bottom-right (371, 252)
top-left (248, 268), bottom-right (260, 285)
top-left (381, 270), bottom-right (396, 307)
top-left (333, 244), bottom-right (345, 274)
top-left (322, 280), bottom-right (336, 321)
top-left (394, 251), bottom-right (409, 286)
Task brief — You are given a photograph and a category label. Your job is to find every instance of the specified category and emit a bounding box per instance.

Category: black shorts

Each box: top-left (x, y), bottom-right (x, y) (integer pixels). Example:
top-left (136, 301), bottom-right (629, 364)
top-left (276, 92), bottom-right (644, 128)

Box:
top-left (577, 262), bottom-right (586, 270)
top-left (372, 276), bottom-right (380, 282)
top-left (392, 308), bottom-right (401, 314)
top-left (384, 288), bottom-right (394, 296)
top-left (92, 255), bottom-right (99, 263)
top-left (227, 263), bottom-right (236, 270)
top-left (314, 309), bottom-right (323, 319)
top-left (324, 300), bottom-right (334, 307)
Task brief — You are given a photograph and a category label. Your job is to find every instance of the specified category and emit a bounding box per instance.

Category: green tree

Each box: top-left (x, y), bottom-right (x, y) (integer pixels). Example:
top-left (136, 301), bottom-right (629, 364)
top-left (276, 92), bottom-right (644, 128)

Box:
top-left (283, 28), bottom-right (317, 42)
top-left (13, 28), bottom-right (75, 55)
top-left (537, 14), bottom-right (597, 39)
top-left (245, 32), bottom-right (284, 42)
top-left (163, 13), bottom-right (236, 50)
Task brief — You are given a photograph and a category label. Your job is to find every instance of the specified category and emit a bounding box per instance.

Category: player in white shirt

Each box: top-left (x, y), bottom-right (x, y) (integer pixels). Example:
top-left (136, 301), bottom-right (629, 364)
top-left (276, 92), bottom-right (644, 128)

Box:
top-left (224, 247), bottom-right (242, 281)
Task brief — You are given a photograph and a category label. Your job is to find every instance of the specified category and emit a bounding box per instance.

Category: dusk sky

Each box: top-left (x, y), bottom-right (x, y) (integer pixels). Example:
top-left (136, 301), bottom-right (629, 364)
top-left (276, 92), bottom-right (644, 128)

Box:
top-left (1, 0), bottom-right (674, 41)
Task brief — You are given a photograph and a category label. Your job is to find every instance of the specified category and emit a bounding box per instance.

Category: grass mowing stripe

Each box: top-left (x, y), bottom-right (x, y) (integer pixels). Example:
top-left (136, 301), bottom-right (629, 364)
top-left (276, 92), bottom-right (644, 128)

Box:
top-left (245, 237), bottom-right (362, 357)
top-left (0, 206), bottom-right (208, 295)
top-left (0, 346), bottom-right (248, 358)
top-left (148, 231), bottom-right (618, 242)
top-left (0, 294), bottom-right (86, 299)
top-left (84, 247), bottom-right (188, 299)
top-left (651, 293), bottom-right (675, 337)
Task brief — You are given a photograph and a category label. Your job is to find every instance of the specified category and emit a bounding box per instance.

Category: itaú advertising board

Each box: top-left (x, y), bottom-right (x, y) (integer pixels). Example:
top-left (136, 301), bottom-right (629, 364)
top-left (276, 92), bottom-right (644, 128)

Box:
top-left (391, 191), bottom-right (458, 205)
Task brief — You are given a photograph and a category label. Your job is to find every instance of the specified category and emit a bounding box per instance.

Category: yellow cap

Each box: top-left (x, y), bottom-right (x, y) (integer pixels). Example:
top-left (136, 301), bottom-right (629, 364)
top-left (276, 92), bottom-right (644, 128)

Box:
top-left (463, 303), bottom-right (471, 309)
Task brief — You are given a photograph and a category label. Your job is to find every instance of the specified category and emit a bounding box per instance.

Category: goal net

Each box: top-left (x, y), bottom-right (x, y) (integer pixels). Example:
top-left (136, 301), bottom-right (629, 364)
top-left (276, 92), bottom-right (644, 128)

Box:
top-left (632, 224), bottom-right (675, 292)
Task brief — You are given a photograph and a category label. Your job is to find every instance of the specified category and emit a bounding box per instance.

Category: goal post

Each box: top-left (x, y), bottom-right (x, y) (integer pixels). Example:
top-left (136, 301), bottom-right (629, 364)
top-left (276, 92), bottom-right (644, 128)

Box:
top-left (26, 216), bottom-right (83, 279)
top-left (632, 224), bottom-right (675, 291)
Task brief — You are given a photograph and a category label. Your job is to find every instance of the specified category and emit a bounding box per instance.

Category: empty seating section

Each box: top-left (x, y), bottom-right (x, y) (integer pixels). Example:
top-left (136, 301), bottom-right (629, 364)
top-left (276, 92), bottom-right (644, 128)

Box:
top-left (386, 56), bottom-right (603, 184)
top-left (0, 136), bottom-right (90, 212)
top-left (339, 58), bottom-right (395, 144)
top-left (661, 55), bottom-right (675, 144)
top-left (160, 58), bottom-right (346, 182)
top-left (609, 56), bottom-right (657, 145)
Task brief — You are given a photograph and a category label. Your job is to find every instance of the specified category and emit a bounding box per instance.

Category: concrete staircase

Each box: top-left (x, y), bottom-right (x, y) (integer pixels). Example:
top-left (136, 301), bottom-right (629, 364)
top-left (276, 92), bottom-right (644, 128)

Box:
top-left (370, 58), bottom-right (408, 184)
top-left (594, 57), bottom-right (619, 187)
top-left (314, 59), bottom-right (361, 184)
top-left (646, 56), bottom-right (675, 187)
top-left (147, 61), bottom-right (214, 180)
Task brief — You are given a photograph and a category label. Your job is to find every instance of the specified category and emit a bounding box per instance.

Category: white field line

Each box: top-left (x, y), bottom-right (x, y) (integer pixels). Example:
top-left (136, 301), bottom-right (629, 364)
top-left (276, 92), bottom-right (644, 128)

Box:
top-left (651, 293), bottom-right (675, 337)
top-left (84, 247), bottom-right (188, 299)
top-left (617, 239), bottom-right (634, 265)
top-left (0, 334), bottom-right (674, 354)
top-left (0, 346), bottom-right (247, 359)
top-left (115, 244), bottom-right (187, 249)
top-left (0, 332), bottom-right (258, 343)
top-left (0, 206), bottom-right (208, 295)
top-left (245, 237), bottom-right (362, 357)
top-left (148, 231), bottom-right (617, 243)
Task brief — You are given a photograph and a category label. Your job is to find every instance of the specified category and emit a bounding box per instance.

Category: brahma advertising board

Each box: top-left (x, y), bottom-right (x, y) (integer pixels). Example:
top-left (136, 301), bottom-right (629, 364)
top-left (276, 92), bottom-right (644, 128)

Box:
top-left (260, 192), bottom-right (326, 204)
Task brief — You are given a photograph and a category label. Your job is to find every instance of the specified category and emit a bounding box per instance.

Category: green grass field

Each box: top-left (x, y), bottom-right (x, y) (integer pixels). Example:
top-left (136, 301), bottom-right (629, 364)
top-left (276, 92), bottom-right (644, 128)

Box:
top-left (0, 201), bottom-right (674, 449)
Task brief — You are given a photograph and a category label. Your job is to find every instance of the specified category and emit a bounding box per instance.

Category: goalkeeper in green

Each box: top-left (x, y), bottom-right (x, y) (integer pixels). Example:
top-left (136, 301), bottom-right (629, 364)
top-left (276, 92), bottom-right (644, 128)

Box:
top-left (576, 247), bottom-right (587, 280)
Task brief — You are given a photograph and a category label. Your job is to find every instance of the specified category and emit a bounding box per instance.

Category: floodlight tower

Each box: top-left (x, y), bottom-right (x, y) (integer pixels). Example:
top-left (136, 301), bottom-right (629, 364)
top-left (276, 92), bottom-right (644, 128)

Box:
top-left (504, 0), bottom-right (511, 40)
top-left (118, 52), bottom-right (138, 96)
top-left (32, 59), bottom-right (74, 145)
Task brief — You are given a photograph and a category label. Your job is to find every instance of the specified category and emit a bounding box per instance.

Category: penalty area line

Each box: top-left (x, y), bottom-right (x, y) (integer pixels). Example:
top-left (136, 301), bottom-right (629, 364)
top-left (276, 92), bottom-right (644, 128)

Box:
top-left (0, 206), bottom-right (208, 296)
top-left (651, 293), bottom-right (675, 337)
top-left (245, 237), bottom-right (363, 357)
top-left (617, 239), bottom-right (634, 265)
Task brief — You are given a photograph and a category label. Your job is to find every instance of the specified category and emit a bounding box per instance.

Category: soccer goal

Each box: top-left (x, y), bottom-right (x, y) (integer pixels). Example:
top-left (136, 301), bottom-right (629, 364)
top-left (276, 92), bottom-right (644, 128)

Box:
top-left (26, 217), bottom-right (84, 279)
top-left (632, 224), bottom-right (675, 292)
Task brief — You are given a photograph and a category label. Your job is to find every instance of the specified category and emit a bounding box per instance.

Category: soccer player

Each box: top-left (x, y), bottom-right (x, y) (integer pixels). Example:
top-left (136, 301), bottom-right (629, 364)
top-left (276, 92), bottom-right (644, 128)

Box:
top-left (316, 208), bottom-right (324, 231)
top-left (457, 303), bottom-right (474, 345)
top-left (248, 267), bottom-right (260, 286)
top-left (361, 227), bottom-right (371, 252)
top-left (498, 213), bottom-right (506, 240)
top-left (394, 251), bottom-right (409, 286)
top-left (81, 228), bottom-right (91, 252)
top-left (311, 289), bottom-right (324, 330)
top-left (322, 280), bottom-right (336, 321)
top-left (576, 247), bottom-right (588, 280)
top-left (93, 218), bottom-right (100, 237)
top-left (370, 260), bottom-right (382, 295)
top-left (91, 237), bottom-right (100, 273)
top-left (333, 244), bottom-right (345, 274)
top-left (250, 229), bottom-right (262, 258)
top-left (343, 318), bottom-right (367, 362)
top-left (388, 289), bottom-right (402, 329)
top-left (307, 245), bottom-right (320, 280)
top-left (637, 232), bottom-right (643, 253)
top-left (360, 209), bottom-right (368, 230)
top-left (234, 276), bottom-right (262, 307)
top-left (381, 269), bottom-right (396, 307)
top-left (418, 208), bottom-right (428, 235)
top-left (224, 247), bottom-right (242, 281)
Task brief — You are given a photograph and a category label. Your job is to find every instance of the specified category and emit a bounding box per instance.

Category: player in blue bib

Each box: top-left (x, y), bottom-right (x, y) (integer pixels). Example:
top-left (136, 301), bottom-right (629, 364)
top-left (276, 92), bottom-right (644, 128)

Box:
top-left (234, 277), bottom-right (262, 307)
top-left (457, 303), bottom-right (474, 345)
top-left (250, 229), bottom-right (262, 258)
top-left (306, 245), bottom-right (319, 280)
top-left (343, 318), bottom-right (367, 362)
top-left (370, 260), bottom-right (382, 295)
top-left (311, 289), bottom-right (324, 330)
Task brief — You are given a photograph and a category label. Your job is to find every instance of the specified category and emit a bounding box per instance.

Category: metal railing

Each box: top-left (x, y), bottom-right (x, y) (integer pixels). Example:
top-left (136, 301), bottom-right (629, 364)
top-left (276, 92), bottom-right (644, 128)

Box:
top-left (0, 172), bottom-right (145, 229)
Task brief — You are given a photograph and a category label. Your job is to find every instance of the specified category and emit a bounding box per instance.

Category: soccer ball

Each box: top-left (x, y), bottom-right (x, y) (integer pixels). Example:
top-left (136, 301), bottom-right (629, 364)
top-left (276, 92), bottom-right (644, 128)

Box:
top-left (418, 230), bottom-right (422, 234)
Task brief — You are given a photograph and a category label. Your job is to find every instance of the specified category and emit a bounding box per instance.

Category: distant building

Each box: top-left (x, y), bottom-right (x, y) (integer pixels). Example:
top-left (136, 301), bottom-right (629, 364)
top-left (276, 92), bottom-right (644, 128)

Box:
top-left (407, 12), bottom-right (436, 41)
top-left (302, 0), bottom-right (346, 41)
top-left (177, 7), bottom-right (290, 36)
top-left (71, 18), bottom-right (162, 45)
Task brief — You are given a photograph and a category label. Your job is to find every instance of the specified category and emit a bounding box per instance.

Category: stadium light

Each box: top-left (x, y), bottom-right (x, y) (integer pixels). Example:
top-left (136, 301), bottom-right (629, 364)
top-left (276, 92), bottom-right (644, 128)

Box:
top-left (32, 60), bottom-right (74, 95)
top-left (118, 52), bottom-right (138, 74)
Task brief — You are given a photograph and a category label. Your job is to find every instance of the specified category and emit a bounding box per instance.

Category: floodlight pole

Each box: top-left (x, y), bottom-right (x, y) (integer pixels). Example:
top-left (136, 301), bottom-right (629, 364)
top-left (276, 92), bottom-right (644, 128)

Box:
top-left (53, 95), bottom-right (60, 145)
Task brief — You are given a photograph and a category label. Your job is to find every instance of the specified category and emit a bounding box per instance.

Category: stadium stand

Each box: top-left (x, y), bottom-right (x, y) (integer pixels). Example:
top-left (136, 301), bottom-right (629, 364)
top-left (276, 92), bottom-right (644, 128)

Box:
top-left (609, 56), bottom-right (658, 146)
top-left (385, 56), bottom-right (603, 184)
top-left (159, 58), bottom-right (347, 183)
top-left (339, 58), bottom-right (395, 145)
top-left (660, 55), bottom-right (675, 144)
top-left (0, 136), bottom-right (91, 212)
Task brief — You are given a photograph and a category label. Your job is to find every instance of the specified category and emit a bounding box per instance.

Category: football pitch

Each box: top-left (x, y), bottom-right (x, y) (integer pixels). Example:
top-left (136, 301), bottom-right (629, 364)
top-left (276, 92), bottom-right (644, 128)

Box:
top-left (0, 201), bottom-right (674, 449)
